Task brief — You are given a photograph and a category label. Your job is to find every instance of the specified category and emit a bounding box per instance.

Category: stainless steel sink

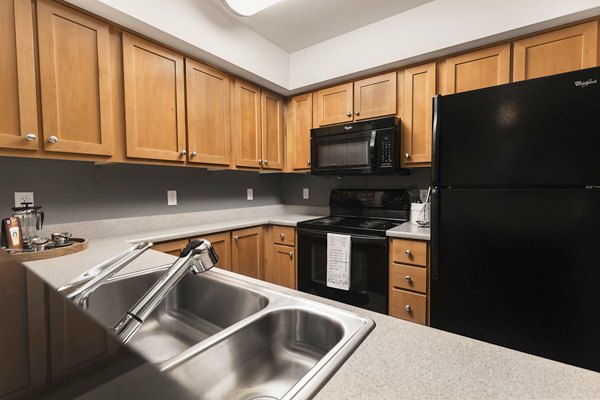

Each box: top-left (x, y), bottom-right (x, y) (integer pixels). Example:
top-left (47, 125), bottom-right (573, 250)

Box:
top-left (85, 266), bottom-right (374, 399)
top-left (86, 267), bottom-right (269, 363)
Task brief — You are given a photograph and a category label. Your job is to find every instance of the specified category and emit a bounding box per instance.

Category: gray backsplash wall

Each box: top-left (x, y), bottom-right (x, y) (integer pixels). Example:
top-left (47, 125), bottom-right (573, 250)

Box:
top-left (282, 168), bottom-right (432, 205)
top-left (1, 158), bottom-right (284, 224)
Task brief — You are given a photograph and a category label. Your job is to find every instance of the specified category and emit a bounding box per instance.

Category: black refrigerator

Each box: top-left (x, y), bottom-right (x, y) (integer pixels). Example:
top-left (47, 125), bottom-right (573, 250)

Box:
top-left (430, 66), bottom-right (600, 372)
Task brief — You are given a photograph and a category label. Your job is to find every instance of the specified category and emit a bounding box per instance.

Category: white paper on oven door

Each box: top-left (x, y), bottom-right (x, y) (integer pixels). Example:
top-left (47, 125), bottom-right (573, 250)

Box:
top-left (326, 233), bottom-right (351, 291)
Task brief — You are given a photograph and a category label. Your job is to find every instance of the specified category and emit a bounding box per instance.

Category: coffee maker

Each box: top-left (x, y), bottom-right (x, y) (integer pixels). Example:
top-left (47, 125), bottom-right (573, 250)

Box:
top-left (11, 202), bottom-right (44, 242)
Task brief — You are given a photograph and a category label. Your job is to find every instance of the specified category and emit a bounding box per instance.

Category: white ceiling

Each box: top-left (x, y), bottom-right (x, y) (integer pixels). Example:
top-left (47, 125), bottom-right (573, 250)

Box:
top-left (210, 0), bottom-right (434, 52)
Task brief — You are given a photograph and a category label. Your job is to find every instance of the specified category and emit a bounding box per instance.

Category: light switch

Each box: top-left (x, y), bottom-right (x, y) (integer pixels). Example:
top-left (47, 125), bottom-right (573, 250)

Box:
top-left (167, 190), bottom-right (177, 206)
top-left (303, 188), bottom-right (309, 199)
top-left (247, 188), bottom-right (254, 200)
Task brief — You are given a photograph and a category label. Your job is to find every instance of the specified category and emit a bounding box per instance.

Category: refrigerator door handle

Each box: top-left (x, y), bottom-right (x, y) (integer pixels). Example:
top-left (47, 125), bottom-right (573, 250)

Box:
top-left (431, 95), bottom-right (441, 187)
top-left (431, 187), bottom-right (440, 280)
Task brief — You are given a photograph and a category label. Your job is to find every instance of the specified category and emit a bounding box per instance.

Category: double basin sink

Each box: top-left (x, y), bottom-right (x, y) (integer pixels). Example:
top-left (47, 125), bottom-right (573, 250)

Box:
top-left (85, 265), bottom-right (374, 400)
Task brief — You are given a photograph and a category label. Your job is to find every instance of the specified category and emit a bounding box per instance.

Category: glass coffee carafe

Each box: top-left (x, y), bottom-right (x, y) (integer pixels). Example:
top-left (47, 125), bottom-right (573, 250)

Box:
top-left (11, 203), bottom-right (44, 241)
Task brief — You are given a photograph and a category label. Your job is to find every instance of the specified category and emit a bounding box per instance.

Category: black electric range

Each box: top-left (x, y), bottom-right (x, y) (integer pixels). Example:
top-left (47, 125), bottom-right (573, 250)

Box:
top-left (297, 189), bottom-right (410, 314)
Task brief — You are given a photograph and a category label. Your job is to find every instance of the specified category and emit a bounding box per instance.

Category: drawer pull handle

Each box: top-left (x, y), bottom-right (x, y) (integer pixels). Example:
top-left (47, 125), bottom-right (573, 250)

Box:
top-left (234, 236), bottom-right (239, 241)
top-left (280, 233), bottom-right (285, 240)
top-left (25, 133), bottom-right (37, 141)
top-left (288, 252), bottom-right (293, 258)
top-left (404, 275), bottom-right (412, 282)
top-left (48, 135), bottom-right (59, 144)
top-left (405, 305), bottom-right (412, 312)
top-left (405, 249), bottom-right (412, 256)
top-left (405, 153), bottom-right (410, 159)
top-left (346, 111), bottom-right (352, 117)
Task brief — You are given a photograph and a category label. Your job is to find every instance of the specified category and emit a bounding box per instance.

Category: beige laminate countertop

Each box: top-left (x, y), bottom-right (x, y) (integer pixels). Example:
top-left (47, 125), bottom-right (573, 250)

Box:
top-left (23, 209), bottom-right (599, 399)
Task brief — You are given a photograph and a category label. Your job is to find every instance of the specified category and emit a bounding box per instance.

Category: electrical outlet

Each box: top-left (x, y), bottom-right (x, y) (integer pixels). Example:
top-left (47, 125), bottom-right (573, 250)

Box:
top-left (167, 190), bottom-right (177, 206)
top-left (14, 192), bottom-right (34, 207)
top-left (419, 189), bottom-right (428, 203)
top-left (247, 188), bottom-right (253, 200)
top-left (303, 188), bottom-right (309, 200)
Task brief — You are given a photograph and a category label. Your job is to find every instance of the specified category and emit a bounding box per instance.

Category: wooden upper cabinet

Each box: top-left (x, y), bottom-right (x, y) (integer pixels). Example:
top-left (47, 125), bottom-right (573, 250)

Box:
top-left (286, 93), bottom-right (312, 171)
top-left (122, 32), bottom-right (186, 162)
top-left (261, 90), bottom-right (284, 170)
top-left (37, 0), bottom-right (113, 156)
top-left (0, 0), bottom-right (38, 151)
top-left (399, 62), bottom-right (436, 167)
top-left (231, 226), bottom-right (263, 280)
top-left (185, 59), bottom-right (232, 166)
top-left (443, 44), bottom-right (511, 94)
top-left (234, 80), bottom-right (262, 168)
top-left (354, 72), bottom-right (397, 120)
top-left (513, 21), bottom-right (599, 82)
top-left (315, 82), bottom-right (353, 126)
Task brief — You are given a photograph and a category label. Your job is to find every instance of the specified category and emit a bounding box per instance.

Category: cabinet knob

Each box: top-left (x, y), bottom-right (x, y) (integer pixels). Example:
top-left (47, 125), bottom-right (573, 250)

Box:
top-left (25, 133), bottom-right (37, 142)
top-left (354, 111), bottom-right (360, 116)
top-left (288, 252), bottom-right (293, 258)
top-left (180, 149), bottom-right (187, 156)
top-left (264, 159), bottom-right (269, 165)
top-left (405, 153), bottom-right (410, 159)
top-left (346, 112), bottom-right (352, 117)
top-left (234, 235), bottom-right (239, 241)
top-left (307, 160), bottom-right (311, 166)
top-left (405, 249), bottom-right (412, 256)
top-left (258, 159), bottom-right (263, 165)
top-left (280, 233), bottom-right (285, 240)
top-left (405, 305), bottom-right (412, 312)
top-left (191, 151), bottom-right (198, 157)
top-left (404, 275), bottom-right (412, 282)
top-left (48, 135), bottom-right (58, 144)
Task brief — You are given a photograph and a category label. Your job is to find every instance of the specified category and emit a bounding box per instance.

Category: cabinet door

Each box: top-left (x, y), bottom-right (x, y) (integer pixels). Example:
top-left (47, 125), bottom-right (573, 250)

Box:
top-left (0, 264), bottom-right (46, 399)
top-left (399, 62), bottom-right (436, 167)
top-left (443, 44), bottom-right (511, 94)
top-left (123, 32), bottom-right (186, 161)
top-left (197, 232), bottom-right (232, 271)
top-left (48, 289), bottom-right (117, 382)
top-left (234, 80), bottom-right (261, 168)
top-left (0, 0), bottom-right (38, 151)
top-left (315, 82), bottom-right (353, 126)
top-left (185, 59), bottom-right (232, 166)
top-left (261, 90), bottom-right (284, 170)
top-left (37, 0), bottom-right (113, 156)
top-left (286, 93), bottom-right (312, 171)
top-left (513, 21), bottom-right (599, 82)
top-left (231, 226), bottom-right (263, 279)
top-left (354, 72), bottom-right (397, 120)
top-left (268, 244), bottom-right (296, 289)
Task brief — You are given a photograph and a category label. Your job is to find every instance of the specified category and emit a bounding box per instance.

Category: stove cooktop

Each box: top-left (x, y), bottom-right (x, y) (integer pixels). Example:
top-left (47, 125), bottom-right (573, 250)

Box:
top-left (297, 216), bottom-right (404, 237)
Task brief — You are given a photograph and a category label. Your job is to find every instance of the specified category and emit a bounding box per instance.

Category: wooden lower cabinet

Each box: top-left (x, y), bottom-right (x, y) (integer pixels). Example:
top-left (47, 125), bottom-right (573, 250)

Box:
top-left (389, 238), bottom-right (430, 325)
top-left (265, 226), bottom-right (297, 289)
top-left (231, 226), bottom-right (264, 279)
top-left (151, 238), bottom-right (189, 256)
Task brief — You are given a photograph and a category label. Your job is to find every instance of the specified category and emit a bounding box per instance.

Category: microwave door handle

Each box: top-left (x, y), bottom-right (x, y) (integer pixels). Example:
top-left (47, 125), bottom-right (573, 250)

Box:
top-left (369, 130), bottom-right (377, 170)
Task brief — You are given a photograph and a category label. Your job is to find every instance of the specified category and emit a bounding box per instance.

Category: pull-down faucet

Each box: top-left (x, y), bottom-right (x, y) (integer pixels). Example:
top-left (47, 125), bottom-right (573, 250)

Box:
top-left (112, 239), bottom-right (218, 343)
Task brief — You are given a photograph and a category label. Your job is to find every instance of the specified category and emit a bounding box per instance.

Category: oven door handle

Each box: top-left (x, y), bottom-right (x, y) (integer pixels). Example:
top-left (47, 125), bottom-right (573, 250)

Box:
top-left (297, 228), bottom-right (388, 244)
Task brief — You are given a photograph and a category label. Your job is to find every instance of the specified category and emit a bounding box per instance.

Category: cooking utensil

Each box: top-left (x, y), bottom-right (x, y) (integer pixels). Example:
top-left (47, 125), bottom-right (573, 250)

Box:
top-left (51, 232), bottom-right (72, 246)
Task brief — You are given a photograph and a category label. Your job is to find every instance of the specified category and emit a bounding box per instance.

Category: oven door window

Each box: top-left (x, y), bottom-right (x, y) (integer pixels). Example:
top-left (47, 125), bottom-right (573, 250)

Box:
top-left (298, 229), bottom-right (388, 314)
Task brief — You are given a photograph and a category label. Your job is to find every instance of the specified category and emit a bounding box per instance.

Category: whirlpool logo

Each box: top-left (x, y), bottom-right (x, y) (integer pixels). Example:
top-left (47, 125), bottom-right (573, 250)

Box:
top-left (574, 79), bottom-right (598, 88)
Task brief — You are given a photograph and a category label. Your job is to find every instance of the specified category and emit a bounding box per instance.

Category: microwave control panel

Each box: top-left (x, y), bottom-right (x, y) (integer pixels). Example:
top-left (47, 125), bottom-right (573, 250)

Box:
top-left (378, 131), bottom-right (394, 168)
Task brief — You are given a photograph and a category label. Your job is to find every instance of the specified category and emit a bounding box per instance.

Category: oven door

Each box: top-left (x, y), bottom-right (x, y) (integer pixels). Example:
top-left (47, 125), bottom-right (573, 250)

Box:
top-left (297, 228), bottom-right (388, 314)
top-left (311, 130), bottom-right (376, 175)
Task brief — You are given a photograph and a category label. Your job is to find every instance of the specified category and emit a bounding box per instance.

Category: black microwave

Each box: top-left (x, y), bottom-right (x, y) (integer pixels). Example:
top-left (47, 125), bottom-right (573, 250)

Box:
top-left (310, 117), bottom-right (408, 175)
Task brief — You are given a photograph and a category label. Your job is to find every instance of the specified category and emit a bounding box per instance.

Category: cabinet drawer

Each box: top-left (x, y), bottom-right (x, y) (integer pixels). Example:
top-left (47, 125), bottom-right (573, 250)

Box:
top-left (272, 226), bottom-right (295, 246)
top-left (391, 239), bottom-right (427, 266)
top-left (390, 264), bottom-right (427, 294)
top-left (389, 289), bottom-right (427, 325)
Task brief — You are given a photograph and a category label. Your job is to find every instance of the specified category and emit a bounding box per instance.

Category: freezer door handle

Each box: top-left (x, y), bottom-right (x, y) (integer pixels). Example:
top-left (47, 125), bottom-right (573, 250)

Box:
top-left (431, 187), bottom-right (440, 280)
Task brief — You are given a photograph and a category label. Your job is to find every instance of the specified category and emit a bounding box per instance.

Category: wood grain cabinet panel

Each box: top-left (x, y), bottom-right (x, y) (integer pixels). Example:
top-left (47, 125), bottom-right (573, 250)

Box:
top-left (389, 289), bottom-right (427, 325)
top-left (354, 72), bottom-right (396, 120)
top-left (234, 80), bottom-right (262, 168)
top-left (231, 226), bottom-right (263, 279)
top-left (197, 232), bottom-right (232, 271)
top-left (391, 238), bottom-right (428, 266)
top-left (37, 0), bottom-right (113, 156)
top-left (315, 83), bottom-right (353, 126)
top-left (267, 244), bottom-right (296, 289)
top-left (390, 263), bottom-right (427, 293)
top-left (513, 21), bottom-right (599, 81)
top-left (0, 264), bottom-right (46, 399)
top-left (261, 90), bottom-right (284, 170)
top-left (0, 0), bottom-right (38, 151)
top-left (443, 44), bottom-right (511, 94)
top-left (185, 59), bottom-right (232, 166)
top-left (123, 32), bottom-right (186, 162)
top-left (152, 239), bottom-right (190, 256)
top-left (399, 62), bottom-right (436, 167)
top-left (285, 93), bottom-right (312, 171)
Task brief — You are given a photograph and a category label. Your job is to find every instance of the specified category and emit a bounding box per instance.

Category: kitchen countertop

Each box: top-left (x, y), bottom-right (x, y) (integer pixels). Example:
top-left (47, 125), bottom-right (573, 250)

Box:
top-left (386, 222), bottom-right (430, 240)
top-left (23, 208), bottom-right (598, 399)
